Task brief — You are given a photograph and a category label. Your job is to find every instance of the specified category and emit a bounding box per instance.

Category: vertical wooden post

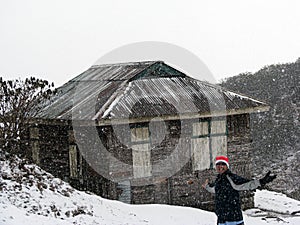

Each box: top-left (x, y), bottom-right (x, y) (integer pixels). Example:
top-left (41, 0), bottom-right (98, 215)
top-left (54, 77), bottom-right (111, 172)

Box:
top-left (68, 129), bottom-right (79, 178)
top-left (69, 145), bottom-right (78, 178)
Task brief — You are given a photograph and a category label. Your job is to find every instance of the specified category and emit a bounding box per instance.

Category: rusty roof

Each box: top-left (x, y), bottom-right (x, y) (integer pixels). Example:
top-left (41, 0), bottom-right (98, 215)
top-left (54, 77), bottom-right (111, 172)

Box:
top-left (36, 61), bottom-right (269, 123)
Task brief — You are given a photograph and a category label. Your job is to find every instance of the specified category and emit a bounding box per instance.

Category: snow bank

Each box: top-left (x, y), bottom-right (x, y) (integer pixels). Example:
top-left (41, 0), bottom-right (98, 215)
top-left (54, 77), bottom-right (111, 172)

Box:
top-left (1, 156), bottom-right (300, 225)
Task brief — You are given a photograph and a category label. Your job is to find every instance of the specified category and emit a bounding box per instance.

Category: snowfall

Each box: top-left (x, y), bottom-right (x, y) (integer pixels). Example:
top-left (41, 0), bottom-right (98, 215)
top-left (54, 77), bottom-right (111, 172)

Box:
top-left (1, 156), bottom-right (300, 225)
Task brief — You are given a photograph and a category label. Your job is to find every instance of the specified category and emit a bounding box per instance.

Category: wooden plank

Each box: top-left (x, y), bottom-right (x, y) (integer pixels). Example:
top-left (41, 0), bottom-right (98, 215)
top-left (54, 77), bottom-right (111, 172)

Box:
top-left (132, 143), bottom-right (152, 178)
top-left (211, 135), bottom-right (227, 160)
top-left (211, 120), bottom-right (227, 134)
top-left (192, 121), bottom-right (209, 136)
top-left (191, 137), bottom-right (210, 171)
top-left (69, 145), bottom-right (78, 178)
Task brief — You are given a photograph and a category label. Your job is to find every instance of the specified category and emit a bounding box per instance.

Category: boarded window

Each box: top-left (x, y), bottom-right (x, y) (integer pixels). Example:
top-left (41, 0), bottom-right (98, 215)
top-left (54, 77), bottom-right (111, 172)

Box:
top-left (211, 120), bottom-right (226, 134)
top-left (211, 119), bottom-right (227, 159)
top-left (191, 119), bottom-right (227, 171)
top-left (131, 126), bottom-right (151, 178)
top-left (192, 121), bottom-right (209, 136)
top-left (192, 137), bottom-right (210, 170)
top-left (131, 127), bottom-right (149, 142)
top-left (191, 121), bottom-right (210, 170)
top-left (69, 145), bottom-right (78, 178)
top-left (211, 135), bottom-right (227, 160)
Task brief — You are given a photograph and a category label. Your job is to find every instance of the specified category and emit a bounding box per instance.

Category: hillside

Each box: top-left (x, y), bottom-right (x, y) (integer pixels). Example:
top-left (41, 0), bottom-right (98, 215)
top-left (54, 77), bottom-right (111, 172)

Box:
top-left (220, 58), bottom-right (300, 199)
top-left (1, 155), bottom-right (300, 225)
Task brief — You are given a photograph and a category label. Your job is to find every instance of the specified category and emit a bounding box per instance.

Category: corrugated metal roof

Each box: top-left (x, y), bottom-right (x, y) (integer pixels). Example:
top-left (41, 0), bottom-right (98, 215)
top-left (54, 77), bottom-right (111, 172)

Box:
top-left (37, 61), bottom-right (158, 120)
top-left (99, 77), bottom-right (267, 121)
top-left (72, 61), bottom-right (154, 81)
top-left (36, 61), bottom-right (268, 122)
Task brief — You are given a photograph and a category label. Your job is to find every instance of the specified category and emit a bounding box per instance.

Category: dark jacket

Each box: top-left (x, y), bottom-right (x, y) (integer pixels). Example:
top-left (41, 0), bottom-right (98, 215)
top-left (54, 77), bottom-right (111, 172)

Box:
top-left (210, 170), bottom-right (251, 223)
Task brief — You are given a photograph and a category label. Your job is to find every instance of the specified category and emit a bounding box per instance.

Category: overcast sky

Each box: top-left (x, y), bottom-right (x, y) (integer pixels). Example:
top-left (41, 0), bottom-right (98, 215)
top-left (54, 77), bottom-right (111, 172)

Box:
top-left (1, 0), bottom-right (300, 87)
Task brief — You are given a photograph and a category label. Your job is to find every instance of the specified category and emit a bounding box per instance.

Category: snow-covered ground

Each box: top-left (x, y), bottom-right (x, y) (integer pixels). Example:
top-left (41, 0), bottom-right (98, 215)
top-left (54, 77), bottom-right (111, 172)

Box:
top-left (1, 156), bottom-right (300, 225)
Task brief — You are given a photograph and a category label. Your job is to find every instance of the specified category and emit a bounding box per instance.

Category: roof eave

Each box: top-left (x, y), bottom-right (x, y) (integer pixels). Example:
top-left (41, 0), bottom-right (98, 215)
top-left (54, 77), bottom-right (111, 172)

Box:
top-left (95, 105), bottom-right (270, 126)
top-left (30, 104), bottom-right (269, 127)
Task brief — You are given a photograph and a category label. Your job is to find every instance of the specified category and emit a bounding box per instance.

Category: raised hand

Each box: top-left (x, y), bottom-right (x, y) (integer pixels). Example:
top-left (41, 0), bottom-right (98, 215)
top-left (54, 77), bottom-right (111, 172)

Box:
top-left (202, 179), bottom-right (209, 189)
top-left (259, 171), bottom-right (277, 186)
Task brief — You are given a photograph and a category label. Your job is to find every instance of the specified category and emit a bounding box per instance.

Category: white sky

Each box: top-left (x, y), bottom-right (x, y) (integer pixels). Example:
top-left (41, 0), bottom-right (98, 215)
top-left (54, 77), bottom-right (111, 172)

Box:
top-left (1, 0), bottom-right (300, 87)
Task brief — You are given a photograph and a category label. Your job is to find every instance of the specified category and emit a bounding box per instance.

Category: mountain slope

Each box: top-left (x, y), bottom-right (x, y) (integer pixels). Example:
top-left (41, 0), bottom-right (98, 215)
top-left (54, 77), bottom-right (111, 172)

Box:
top-left (220, 58), bottom-right (300, 199)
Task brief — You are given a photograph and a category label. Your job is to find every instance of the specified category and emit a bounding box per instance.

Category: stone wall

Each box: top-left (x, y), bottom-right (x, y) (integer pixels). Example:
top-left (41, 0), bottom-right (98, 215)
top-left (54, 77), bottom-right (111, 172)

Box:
top-left (128, 114), bottom-right (254, 211)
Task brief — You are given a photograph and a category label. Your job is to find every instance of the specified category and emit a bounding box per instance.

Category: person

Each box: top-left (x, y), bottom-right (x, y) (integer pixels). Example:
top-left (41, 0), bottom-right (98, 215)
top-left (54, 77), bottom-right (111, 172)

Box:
top-left (202, 155), bottom-right (276, 225)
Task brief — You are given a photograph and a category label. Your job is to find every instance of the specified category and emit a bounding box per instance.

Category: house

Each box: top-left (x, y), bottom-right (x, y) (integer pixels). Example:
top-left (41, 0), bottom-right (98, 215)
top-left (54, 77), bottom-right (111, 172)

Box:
top-left (26, 61), bottom-right (269, 210)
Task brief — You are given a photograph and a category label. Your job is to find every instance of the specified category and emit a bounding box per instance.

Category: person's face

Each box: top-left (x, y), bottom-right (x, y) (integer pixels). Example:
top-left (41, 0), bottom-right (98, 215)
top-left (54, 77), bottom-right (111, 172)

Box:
top-left (216, 162), bottom-right (228, 174)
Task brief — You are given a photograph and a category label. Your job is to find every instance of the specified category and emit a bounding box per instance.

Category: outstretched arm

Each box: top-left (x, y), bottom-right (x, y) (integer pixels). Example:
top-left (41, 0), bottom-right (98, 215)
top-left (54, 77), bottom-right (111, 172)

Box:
top-left (226, 175), bottom-right (260, 191)
top-left (227, 171), bottom-right (277, 191)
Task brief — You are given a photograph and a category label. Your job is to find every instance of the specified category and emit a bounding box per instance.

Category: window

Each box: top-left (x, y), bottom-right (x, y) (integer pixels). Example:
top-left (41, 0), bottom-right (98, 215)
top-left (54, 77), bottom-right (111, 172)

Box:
top-left (191, 118), bottom-right (227, 171)
top-left (131, 125), bottom-right (151, 178)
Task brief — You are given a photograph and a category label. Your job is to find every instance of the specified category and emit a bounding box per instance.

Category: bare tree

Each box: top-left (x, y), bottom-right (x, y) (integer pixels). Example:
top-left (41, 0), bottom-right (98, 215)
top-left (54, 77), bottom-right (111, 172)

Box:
top-left (0, 77), bottom-right (56, 156)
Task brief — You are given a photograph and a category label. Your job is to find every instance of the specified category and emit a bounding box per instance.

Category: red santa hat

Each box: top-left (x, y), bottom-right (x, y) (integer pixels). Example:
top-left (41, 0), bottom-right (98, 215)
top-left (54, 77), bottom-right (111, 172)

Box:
top-left (215, 155), bottom-right (229, 167)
